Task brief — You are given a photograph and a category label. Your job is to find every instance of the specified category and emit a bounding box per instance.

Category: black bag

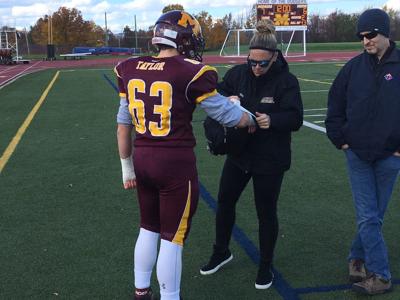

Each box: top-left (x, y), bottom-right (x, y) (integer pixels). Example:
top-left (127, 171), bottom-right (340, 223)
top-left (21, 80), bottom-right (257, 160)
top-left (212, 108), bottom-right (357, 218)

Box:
top-left (203, 116), bottom-right (248, 156)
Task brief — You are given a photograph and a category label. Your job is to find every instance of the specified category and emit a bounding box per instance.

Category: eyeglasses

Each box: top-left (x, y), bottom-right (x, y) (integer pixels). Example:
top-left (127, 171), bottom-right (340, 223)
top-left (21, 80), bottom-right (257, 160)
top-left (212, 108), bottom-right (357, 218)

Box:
top-left (247, 58), bottom-right (270, 68)
top-left (357, 31), bottom-right (378, 40)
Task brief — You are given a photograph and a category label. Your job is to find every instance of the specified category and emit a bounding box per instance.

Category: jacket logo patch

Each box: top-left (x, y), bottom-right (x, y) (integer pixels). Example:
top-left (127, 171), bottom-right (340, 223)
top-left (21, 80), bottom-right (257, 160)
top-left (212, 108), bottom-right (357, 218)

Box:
top-left (384, 73), bottom-right (393, 81)
top-left (260, 97), bottom-right (275, 104)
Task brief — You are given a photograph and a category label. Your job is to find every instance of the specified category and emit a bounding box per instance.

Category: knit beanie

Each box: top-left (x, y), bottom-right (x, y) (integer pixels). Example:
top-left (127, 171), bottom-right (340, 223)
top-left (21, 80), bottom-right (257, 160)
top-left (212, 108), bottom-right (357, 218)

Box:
top-left (357, 9), bottom-right (390, 37)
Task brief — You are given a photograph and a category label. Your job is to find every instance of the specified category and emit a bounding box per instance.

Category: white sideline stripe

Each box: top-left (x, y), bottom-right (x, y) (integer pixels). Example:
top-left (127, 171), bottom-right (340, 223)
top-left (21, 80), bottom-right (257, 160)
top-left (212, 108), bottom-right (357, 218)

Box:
top-left (303, 120), bottom-right (326, 133)
top-left (304, 114), bottom-right (326, 117)
top-left (314, 120), bottom-right (325, 124)
top-left (298, 77), bottom-right (332, 85)
top-left (290, 61), bottom-right (347, 66)
top-left (304, 108), bottom-right (327, 111)
top-left (0, 65), bottom-right (19, 74)
top-left (0, 61), bottom-right (41, 88)
top-left (0, 70), bottom-right (38, 90)
top-left (301, 89), bottom-right (329, 93)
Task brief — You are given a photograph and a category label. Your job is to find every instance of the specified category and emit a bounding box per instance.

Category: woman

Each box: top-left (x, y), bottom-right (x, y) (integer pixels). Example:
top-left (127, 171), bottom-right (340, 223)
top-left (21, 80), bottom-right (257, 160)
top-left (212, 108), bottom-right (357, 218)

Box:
top-left (200, 19), bottom-right (303, 289)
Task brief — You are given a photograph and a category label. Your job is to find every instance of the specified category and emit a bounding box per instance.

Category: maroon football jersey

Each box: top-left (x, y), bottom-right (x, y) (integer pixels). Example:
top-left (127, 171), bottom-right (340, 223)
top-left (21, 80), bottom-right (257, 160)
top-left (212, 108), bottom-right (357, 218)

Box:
top-left (114, 55), bottom-right (218, 148)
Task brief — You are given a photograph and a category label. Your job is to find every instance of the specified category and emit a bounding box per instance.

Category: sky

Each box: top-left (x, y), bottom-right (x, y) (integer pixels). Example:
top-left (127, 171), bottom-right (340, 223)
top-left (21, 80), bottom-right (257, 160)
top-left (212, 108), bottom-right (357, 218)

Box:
top-left (0, 0), bottom-right (399, 33)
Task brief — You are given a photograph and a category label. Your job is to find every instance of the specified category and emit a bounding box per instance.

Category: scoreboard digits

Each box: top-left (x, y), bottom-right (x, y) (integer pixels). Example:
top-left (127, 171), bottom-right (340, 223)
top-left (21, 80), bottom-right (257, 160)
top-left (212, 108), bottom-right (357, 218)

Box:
top-left (256, 1), bottom-right (308, 28)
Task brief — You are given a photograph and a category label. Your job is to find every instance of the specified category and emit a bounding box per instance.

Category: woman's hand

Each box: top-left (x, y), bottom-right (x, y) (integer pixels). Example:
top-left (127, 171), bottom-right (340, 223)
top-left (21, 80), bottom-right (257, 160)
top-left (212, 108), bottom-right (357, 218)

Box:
top-left (255, 112), bottom-right (270, 129)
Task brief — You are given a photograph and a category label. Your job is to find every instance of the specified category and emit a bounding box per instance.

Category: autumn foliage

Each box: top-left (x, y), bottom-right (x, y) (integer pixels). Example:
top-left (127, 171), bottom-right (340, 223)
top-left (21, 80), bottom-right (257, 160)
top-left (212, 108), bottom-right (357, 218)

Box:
top-left (27, 5), bottom-right (400, 52)
top-left (30, 7), bottom-right (105, 47)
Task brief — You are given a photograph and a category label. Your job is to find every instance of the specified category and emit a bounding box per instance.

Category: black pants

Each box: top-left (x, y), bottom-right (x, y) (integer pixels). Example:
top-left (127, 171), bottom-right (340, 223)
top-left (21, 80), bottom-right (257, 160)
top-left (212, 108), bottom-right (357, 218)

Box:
top-left (215, 158), bottom-right (284, 265)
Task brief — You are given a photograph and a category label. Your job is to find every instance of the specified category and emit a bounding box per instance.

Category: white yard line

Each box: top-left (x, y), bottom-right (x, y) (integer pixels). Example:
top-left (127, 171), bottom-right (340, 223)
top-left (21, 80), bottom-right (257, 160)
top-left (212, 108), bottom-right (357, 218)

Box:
top-left (304, 114), bottom-right (326, 117)
top-left (301, 89), bottom-right (329, 93)
top-left (304, 108), bottom-right (327, 111)
top-left (298, 77), bottom-right (333, 85)
top-left (303, 120), bottom-right (326, 133)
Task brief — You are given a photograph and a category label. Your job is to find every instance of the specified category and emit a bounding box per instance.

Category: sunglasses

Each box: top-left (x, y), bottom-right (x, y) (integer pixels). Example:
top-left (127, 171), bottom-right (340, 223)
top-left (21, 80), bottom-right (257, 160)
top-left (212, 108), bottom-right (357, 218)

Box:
top-left (247, 58), bottom-right (270, 68)
top-left (357, 31), bottom-right (378, 40)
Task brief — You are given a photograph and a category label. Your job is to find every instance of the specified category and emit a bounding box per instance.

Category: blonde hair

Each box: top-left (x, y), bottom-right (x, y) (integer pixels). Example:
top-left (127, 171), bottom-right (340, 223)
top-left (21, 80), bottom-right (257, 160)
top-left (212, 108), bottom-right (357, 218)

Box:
top-left (249, 19), bottom-right (277, 50)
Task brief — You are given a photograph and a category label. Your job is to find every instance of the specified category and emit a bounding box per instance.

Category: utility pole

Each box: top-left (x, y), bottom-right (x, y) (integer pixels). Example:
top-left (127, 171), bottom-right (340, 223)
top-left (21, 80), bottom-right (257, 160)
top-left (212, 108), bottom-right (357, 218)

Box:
top-left (105, 12), bottom-right (108, 46)
top-left (24, 28), bottom-right (30, 56)
top-left (134, 15), bottom-right (138, 51)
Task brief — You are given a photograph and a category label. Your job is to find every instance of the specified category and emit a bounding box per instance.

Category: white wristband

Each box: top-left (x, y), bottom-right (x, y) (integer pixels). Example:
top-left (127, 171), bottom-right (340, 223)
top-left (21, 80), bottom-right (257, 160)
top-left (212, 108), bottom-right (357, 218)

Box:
top-left (120, 156), bottom-right (136, 183)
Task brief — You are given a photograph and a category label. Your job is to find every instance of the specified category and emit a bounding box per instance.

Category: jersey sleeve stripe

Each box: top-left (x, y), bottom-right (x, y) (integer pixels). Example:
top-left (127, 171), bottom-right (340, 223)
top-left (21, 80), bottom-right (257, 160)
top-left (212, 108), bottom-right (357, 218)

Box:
top-left (195, 89), bottom-right (218, 104)
top-left (191, 65), bottom-right (217, 83)
top-left (185, 65), bottom-right (218, 102)
top-left (172, 180), bottom-right (192, 246)
top-left (119, 92), bottom-right (127, 98)
top-left (114, 65), bottom-right (122, 78)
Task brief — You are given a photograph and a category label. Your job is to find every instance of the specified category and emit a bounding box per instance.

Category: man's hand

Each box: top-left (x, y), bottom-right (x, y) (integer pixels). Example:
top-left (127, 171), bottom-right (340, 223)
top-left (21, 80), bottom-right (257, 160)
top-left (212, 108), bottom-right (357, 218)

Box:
top-left (394, 151), bottom-right (400, 157)
top-left (341, 144), bottom-right (349, 150)
top-left (120, 156), bottom-right (137, 190)
top-left (255, 112), bottom-right (270, 129)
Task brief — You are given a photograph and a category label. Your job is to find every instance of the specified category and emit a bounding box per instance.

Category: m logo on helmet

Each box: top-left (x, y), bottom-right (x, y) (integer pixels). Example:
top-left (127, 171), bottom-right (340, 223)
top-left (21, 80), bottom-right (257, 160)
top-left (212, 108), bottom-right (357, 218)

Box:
top-left (178, 12), bottom-right (196, 28)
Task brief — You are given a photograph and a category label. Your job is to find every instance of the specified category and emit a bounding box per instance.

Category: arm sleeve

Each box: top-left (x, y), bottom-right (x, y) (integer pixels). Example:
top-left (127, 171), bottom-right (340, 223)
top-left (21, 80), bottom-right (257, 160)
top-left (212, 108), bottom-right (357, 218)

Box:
top-left (325, 66), bottom-right (349, 149)
top-left (199, 93), bottom-right (247, 127)
top-left (116, 97), bottom-right (132, 125)
top-left (268, 74), bottom-right (303, 132)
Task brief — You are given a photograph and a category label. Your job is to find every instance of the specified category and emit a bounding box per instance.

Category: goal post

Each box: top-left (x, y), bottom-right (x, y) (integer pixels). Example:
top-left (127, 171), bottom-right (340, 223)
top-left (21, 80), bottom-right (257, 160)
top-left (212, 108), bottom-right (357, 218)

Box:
top-left (220, 0), bottom-right (308, 57)
top-left (220, 27), bottom-right (307, 57)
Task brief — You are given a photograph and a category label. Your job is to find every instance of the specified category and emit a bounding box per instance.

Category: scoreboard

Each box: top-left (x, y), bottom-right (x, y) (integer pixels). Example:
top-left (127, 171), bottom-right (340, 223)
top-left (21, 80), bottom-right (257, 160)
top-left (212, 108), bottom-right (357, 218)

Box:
top-left (256, 0), bottom-right (307, 30)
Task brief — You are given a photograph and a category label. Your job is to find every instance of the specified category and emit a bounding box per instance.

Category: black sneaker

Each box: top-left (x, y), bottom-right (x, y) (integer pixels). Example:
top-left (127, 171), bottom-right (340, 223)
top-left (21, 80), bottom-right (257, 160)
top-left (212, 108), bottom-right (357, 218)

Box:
top-left (200, 247), bottom-right (233, 275)
top-left (255, 265), bottom-right (274, 289)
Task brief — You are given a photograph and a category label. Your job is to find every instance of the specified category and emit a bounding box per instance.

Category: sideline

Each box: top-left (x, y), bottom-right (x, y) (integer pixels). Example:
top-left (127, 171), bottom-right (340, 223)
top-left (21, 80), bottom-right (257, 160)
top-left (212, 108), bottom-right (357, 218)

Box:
top-left (0, 61), bottom-right (42, 90)
top-left (0, 71), bottom-right (60, 174)
top-left (298, 77), bottom-right (332, 85)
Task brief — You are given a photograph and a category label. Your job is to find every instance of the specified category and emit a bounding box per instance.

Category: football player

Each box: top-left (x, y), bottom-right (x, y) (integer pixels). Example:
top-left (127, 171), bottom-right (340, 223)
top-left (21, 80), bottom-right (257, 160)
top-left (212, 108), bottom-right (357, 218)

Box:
top-left (115, 10), bottom-right (254, 300)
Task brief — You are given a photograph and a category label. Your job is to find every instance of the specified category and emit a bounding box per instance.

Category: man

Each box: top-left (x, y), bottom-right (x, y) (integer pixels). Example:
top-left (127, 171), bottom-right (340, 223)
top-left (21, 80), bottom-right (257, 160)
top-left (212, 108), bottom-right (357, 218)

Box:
top-left (115, 10), bottom-right (254, 300)
top-left (325, 8), bottom-right (400, 295)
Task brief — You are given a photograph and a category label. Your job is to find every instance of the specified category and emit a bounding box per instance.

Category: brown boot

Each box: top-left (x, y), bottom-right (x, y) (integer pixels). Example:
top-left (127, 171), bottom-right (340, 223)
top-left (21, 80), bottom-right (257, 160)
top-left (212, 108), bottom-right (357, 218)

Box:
top-left (348, 259), bottom-right (366, 283)
top-left (352, 273), bottom-right (392, 295)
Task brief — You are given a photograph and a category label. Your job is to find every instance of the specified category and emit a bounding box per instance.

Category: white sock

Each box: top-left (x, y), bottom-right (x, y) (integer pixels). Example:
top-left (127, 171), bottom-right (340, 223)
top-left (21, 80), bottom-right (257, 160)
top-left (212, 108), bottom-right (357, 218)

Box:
top-left (157, 239), bottom-right (182, 300)
top-left (134, 228), bottom-right (159, 289)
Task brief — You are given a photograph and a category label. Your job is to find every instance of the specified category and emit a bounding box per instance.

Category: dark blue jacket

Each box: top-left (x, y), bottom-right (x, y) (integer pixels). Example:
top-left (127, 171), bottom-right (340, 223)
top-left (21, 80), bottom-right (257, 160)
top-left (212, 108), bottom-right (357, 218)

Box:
top-left (325, 41), bottom-right (400, 162)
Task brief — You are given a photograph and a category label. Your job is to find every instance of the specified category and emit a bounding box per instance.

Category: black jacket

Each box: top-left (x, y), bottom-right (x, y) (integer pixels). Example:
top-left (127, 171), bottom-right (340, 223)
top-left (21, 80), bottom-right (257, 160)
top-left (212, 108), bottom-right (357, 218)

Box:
top-left (217, 50), bottom-right (303, 174)
top-left (325, 41), bottom-right (400, 162)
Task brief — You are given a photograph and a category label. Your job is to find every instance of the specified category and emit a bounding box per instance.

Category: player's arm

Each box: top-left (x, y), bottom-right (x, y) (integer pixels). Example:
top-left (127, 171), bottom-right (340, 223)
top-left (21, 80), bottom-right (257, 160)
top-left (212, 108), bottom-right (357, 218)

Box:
top-left (199, 93), bottom-right (254, 128)
top-left (188, 65), bottom-right (254, 128)
top-left (116, 97), bottom-right (136, 190)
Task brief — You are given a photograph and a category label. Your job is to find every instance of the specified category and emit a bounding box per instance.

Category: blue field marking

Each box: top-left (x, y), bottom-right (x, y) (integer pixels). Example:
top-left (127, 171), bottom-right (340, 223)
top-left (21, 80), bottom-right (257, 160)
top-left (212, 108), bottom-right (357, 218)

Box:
top-left (199, 183), bottom-right (300, 300)
top-left (103, 73), bottom-right (118, 92)
top-left (295, 284), bottom-right (352, 294)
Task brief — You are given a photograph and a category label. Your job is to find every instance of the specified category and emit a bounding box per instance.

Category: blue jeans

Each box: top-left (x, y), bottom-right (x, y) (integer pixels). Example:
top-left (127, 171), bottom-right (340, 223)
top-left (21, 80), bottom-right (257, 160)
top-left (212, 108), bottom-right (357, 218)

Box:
top-left (345, 149), bottom-right (400, 280)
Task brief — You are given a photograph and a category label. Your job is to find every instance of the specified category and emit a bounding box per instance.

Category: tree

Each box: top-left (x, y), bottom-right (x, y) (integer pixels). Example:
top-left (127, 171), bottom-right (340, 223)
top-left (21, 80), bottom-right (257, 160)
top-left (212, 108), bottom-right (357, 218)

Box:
top-left (122, 26), bottom-right (134, 47)
top-left (30, 7), bottom-right (105, 48)
top-left (195, 11), bottom-right (213, 50)
top-left (162, 4), bottom-right (184, 13)
top-left (245, 4), bottom-right (257, 29)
